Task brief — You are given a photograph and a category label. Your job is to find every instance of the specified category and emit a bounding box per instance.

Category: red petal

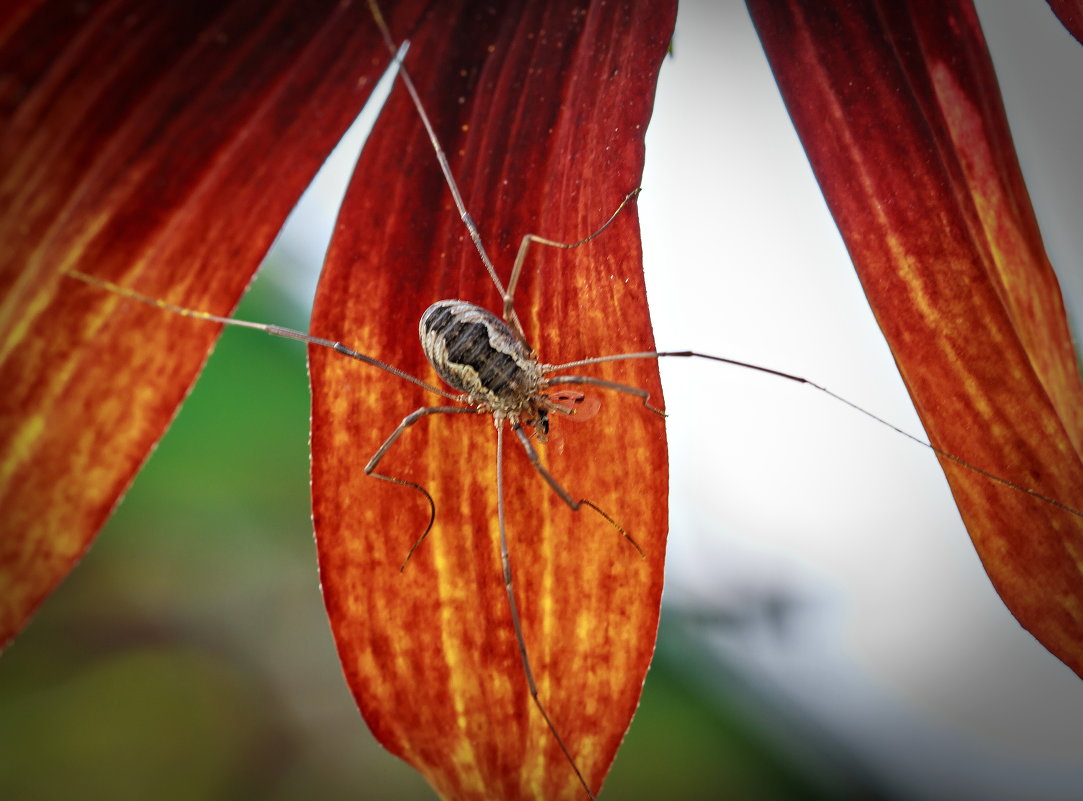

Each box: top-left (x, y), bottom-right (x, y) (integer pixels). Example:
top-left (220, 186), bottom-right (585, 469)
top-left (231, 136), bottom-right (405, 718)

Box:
top-left (310, 2), bottom-right (675, 798)
top-left (1047, 0), bottom-right (1083, 44)
top-left (746, 1), bottom-right (1083, 672)
top-left (0, 0), bottom-right (415, 644)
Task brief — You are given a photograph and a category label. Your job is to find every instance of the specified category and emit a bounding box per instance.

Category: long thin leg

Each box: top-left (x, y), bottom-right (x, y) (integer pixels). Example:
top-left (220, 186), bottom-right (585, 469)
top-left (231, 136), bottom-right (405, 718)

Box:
top-left (365, 405), bottom-right (479, 570)
top-left (365, 0), bottom-right (506, 301)
top-left (366, 1), bottom-right (639, 348)
top-left (546, 351), bottom-right (1083, 520)
top-left (511, 424), bottom-right (643, 557)
top-left (64, 268), bottom-right (459, 401)
top-left (496, 426), bottom-right (597, 801)
top-left (501, 189), bottom-right (641, 345)
top-left (545, 374), bottom-right (665, 417)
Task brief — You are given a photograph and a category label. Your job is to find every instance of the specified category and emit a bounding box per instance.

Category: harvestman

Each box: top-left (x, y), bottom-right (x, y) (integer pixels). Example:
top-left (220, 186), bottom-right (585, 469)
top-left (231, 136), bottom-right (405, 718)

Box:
top-left (65, 3), bottom-right (1083, 799)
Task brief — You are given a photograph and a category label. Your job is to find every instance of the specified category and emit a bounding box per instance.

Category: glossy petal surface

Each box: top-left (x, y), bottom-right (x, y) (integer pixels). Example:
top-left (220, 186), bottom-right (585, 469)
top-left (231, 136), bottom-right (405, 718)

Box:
top-left (0, 0), bottom-right (409, 644)
top-left (747, 0), bottom-right (1083, 673)
top-left (310, 2), bottom-right (676, 798)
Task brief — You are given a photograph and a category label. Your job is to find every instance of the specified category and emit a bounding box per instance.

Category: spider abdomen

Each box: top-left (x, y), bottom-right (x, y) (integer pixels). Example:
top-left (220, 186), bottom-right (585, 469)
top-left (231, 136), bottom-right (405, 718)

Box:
top-left (419, 300), bottom-right (543, 413)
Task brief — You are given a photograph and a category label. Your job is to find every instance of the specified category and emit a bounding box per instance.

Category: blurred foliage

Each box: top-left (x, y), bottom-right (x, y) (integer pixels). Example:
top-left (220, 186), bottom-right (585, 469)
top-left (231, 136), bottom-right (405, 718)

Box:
top-left (0, 262), bottom-right (891, 800)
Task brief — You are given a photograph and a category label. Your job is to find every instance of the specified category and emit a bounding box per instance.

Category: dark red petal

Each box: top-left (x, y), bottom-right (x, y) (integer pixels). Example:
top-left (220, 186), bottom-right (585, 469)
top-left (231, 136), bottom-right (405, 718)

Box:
top-left (746, 0), bottom-right (1083, 673)
top-left (0, 0), bottom-right (420, 644)
top-left (310, 1), bottom-right (675, 798)
top-left (1047, 0), bottom-right (1083, 44)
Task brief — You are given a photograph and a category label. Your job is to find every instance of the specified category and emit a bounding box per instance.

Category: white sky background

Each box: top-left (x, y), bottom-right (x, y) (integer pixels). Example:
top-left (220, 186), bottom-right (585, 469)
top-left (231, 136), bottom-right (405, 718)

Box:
top-left (267, 2), bottom-right (1083, 799)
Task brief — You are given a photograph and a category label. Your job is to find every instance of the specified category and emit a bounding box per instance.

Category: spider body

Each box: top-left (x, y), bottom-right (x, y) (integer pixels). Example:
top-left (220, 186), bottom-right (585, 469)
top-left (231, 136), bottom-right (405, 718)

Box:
top-left (420, 299), bottom-right (559, 436)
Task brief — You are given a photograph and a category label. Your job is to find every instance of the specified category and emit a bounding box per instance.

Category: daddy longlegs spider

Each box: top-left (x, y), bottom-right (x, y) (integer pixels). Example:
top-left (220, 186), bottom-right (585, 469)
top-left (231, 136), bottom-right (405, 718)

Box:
top-left (62, 3), bottom-right (1083, 799)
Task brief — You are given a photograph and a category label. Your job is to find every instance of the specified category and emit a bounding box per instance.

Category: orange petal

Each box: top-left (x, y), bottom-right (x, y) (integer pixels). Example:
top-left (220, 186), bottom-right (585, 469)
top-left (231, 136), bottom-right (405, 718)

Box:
top-left (746, 1), bottom-right (1083, 672)
top-left (0, 0), bottom-right (420, 645)
top-left (310, 2), bottom-right (676, 799)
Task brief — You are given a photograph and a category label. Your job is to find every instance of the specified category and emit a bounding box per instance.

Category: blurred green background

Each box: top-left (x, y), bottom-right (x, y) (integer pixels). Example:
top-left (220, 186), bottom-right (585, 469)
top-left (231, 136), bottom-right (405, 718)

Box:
top-left (0, 263), bottom-right (892, 801)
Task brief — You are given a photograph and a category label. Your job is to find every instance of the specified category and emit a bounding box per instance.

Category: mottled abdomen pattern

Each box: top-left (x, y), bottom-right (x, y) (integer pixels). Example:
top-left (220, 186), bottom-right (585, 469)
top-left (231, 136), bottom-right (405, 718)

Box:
top-left (419, 300), bottom-right (543, 415)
